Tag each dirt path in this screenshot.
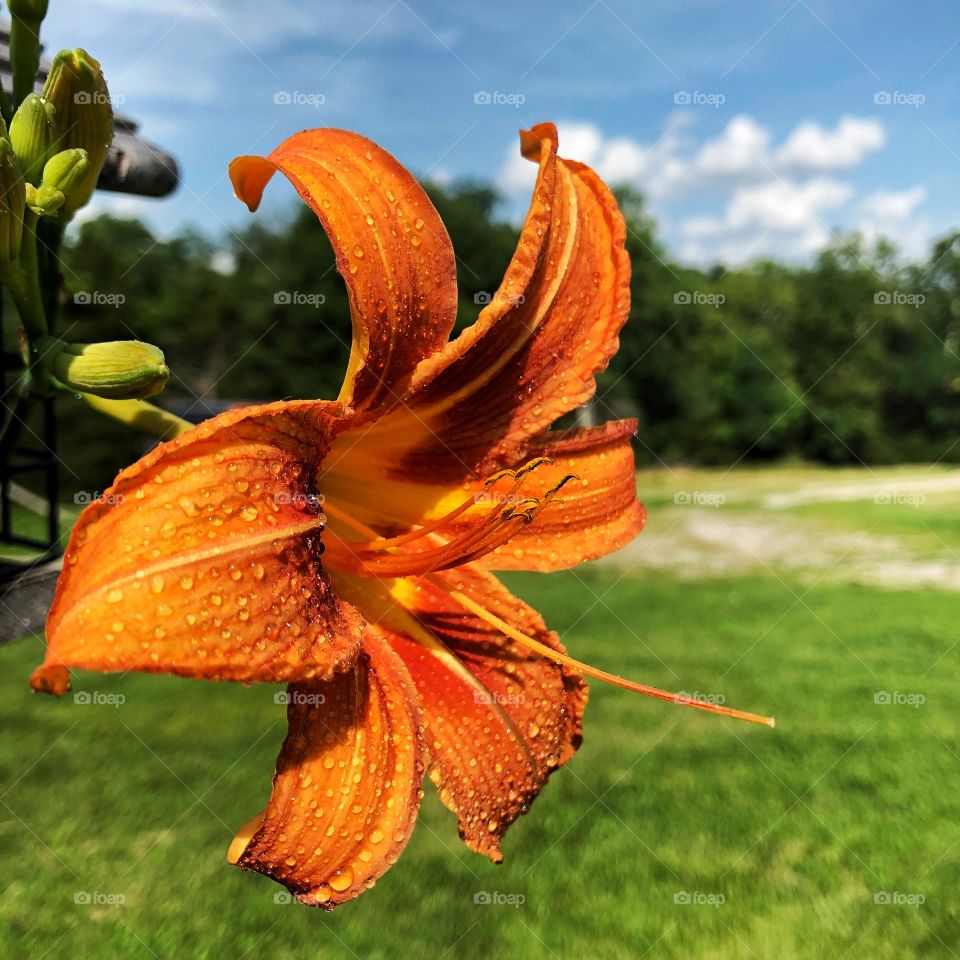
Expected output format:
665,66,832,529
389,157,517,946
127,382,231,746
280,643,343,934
608,470,960,590
762,473,960,508
610,509,960,589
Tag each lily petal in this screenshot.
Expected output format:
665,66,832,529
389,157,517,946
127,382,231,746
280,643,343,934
229,628,424,909
327,121,630,481
331,564,587,861
230,130,458,413
31,401,362,693
484,419,647,570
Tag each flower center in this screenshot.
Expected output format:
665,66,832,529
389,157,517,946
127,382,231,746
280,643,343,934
320,458,572,578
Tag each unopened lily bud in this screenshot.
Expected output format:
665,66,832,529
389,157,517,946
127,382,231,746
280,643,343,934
32,148,90,216
41,49,113,215
42,147,90,192
8,1,50,106
0,139,26,263
9,94,58,184
26,181,64,216
40,338,170,399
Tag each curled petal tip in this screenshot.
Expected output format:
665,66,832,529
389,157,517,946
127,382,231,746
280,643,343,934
30,663,70,696
227,812,264,865
519,122,557,161
228,154,276,212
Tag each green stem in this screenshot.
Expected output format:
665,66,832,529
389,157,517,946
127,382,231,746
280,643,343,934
2,262,43,335
36,217,65,331
81,394,194,441
9,16,43,108
0,377,29,447
8,211,45,333
0,82,12,127
1,209,49,392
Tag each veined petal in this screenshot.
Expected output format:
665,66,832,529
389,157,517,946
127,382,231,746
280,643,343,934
229,628,424,909
31,401,361,694
330,565,587,861
484,419,646,570
320,421,644,572
230,130,458,413
326,121,630,481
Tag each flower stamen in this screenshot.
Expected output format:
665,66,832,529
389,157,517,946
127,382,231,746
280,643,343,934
429,576,775,728
322,459,573,578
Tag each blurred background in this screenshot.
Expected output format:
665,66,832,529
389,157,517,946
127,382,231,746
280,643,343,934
2,2,959,958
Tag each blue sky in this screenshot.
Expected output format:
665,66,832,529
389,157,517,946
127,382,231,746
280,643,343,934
42,0,960,265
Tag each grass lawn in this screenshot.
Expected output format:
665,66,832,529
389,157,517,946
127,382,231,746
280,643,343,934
0,500,75,564
2,565,957,958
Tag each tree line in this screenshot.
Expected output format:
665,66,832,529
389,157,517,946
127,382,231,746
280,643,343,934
36,182,960,490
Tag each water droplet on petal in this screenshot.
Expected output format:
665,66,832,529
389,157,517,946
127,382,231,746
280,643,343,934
329,868,353,892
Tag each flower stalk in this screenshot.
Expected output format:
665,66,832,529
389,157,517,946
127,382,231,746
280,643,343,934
8,0,49,107
79,395,194,440
0,15,180,445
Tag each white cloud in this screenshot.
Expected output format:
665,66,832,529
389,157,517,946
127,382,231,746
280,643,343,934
854,186,930,257
495,114,929,265
858,185,926,221
692,115,771,180
496,114,886,203
426,168,454,187
776,116,885,172
680,179,853,264
210,249,237,275
496,117,691,199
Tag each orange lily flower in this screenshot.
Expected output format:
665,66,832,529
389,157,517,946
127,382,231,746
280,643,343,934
30,122,772,909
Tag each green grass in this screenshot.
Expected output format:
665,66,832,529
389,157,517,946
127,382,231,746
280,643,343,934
0,501,75,563
2,567,957,958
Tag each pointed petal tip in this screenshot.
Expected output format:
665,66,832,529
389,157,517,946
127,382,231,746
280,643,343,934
228,154,277,212
42,401,362,686
233,638,424,910
30,663,70,696
479,840,504,864
519,122,557,161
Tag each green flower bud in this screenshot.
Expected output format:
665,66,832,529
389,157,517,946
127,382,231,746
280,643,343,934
0,139,26,263
40,337,170,400
29,148,90,216
41,147,90,196
41,49,113,215
8,1,50,106
9,94,57,184
25,181,64,216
